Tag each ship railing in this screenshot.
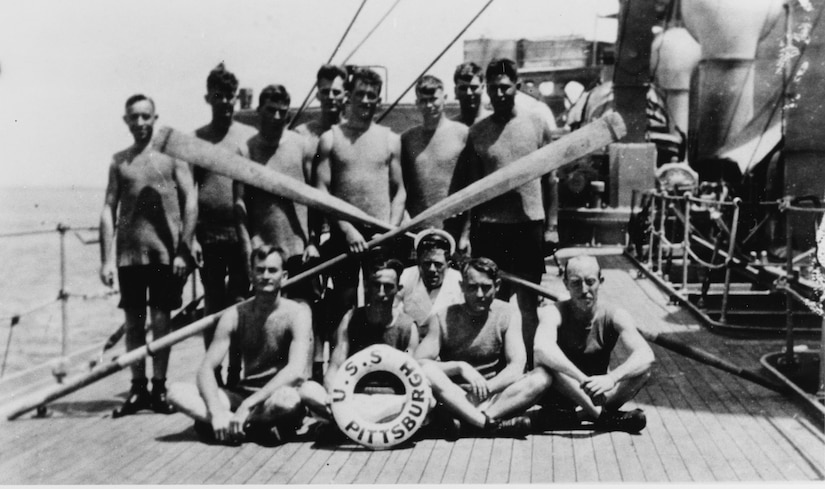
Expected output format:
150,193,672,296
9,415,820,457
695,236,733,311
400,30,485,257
630,190,825,399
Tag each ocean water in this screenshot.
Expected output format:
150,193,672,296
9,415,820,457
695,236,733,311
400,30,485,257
0,187,137,377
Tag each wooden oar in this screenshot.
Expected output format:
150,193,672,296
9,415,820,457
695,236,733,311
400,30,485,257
4,114,624,421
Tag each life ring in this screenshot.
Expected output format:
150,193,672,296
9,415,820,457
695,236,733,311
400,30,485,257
328,344,432,450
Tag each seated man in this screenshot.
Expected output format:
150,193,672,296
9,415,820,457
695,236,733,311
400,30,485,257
396,228,463,334
415,257,550,437
300,258,419,421
533,255,654,433
168,247,313,445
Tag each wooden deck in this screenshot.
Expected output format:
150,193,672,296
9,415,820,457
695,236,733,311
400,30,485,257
1,250,823,484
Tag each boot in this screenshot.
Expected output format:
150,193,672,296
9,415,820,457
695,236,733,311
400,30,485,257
112,378,151,418
149,378,176,414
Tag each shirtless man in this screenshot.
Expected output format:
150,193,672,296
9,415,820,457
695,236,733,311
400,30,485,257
315,67,406,330
235,84,320,307
299,258,418,421
415,257,550,437
533,256,653,433
100,94,197,417
194,63,257,385
452,62,490,126
396,228,463,333
401,75,468,234
168,247,313,444
453,58,554,366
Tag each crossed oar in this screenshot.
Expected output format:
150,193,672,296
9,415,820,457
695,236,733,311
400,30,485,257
3,113,625,420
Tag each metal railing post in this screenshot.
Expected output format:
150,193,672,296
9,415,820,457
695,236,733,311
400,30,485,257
657,194,667,274
682,192,691,293
58,224,69,358
719,198,741,324
784,209,795,365
647,194,656,270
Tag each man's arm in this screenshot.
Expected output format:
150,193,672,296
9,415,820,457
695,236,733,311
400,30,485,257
99,159,120,287
173,159,198,278
323,309,353,390
300,138,321,261
405,320,420,354
533,305,588,383
233,181,253,276
485,305,527,394
451,139,480,255
196,308,236,438
387,132,406,227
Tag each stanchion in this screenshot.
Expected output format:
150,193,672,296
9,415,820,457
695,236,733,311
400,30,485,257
719,199,741,324
784,208,796,365
682,192,691,293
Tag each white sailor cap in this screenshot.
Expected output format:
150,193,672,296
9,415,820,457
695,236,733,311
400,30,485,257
413,228,455,256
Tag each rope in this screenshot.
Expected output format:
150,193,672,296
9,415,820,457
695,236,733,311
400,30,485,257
0,225,99,239
376,0,496,123
289,0,370,129
0,298,59,325
341,0,403,65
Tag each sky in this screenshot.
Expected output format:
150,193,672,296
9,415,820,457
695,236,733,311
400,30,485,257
0,0,618,189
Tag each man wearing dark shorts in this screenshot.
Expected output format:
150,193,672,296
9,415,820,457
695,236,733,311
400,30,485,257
533,256,653,433
453,58,555,365
194,63,257,385
100,94,197,417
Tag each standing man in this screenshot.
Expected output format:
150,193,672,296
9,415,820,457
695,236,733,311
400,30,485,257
299,258,418,421
315,67,406,335
415,257,550,437
236,84,320,306
453,58,555,365
401,75,468,235
194,63,257,386
100,94,197,417
533,256,653,433
168,247,313,445
452,62,490,126
396,228,463,333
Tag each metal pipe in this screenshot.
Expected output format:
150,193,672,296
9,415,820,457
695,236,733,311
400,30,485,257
657,194,667,274
58,224,69,358
682,191,691,293
719,199,741,324
784,209,795,365
819,316,824,400
647,194,655,269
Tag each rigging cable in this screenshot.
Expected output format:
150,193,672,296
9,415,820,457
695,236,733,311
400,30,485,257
341,0,403,65
289,0,370,129
376,0,496,123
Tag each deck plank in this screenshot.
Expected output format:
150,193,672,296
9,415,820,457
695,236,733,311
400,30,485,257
509,435,533,483
572,432,599,482
486,437,513,483
440,437,474,483
397,438,436,483
224,440,301,484
419,438,454,483
464,436,493,484
330,448,372,484
189,441,260,484
351,448,392,484
531,433,554,482
591,431,623,481
634,385,690,481
307,448,353,484
608,431,646,482
551,433,577,482
373,443,415,484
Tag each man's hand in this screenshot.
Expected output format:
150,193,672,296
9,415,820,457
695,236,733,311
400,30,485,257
172,255,190,279
581,374,616,404
229,402,252,439
191,239,204,268
302,243,320,263
100,262,115,287
210,410,234,443
460,362,489,402
344,227,368,254
457,235,472,257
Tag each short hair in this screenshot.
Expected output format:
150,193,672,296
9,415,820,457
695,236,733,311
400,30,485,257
250,245,285,268
259,84,291,107
206,62,239,94
317,64,348,83
563,255,602,280
348,67,383,93
124,94,154,111
367,258,405,284
453,62,483,83
415,75,444,95
461,256,499,282
485,58,518,82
